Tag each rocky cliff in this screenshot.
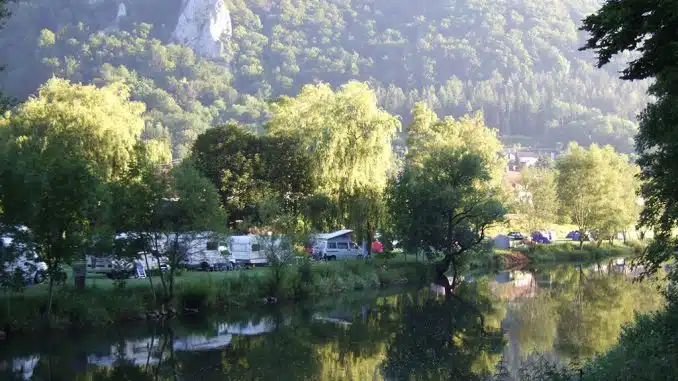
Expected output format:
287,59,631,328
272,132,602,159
172,0,232,59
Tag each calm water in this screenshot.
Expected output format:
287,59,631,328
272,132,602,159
0,260,664,381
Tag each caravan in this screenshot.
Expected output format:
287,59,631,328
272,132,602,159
228,235,289,266
179,233,234,271
229,235,268,265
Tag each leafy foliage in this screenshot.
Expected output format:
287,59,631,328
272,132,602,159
555,143,639,247
267,81,399,198
1,78,147,180
516,167,559,231
191,123,314,227
111,153,228,302
0,0,654,156
388,145,505,290
579,0,678,276
407,102,506,182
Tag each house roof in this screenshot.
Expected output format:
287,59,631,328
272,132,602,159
315,229,353,240
517,151,539,158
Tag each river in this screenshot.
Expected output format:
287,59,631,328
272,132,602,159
0,259,665,380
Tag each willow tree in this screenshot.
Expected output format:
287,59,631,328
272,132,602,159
517,167,559,231
267,81,399,242
406,102,506,183
2,77,146,181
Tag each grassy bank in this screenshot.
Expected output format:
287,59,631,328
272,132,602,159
0,258,431,334
519,241,644,264
465,240,645,271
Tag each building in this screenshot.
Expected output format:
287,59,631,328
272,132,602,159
503,147,561,171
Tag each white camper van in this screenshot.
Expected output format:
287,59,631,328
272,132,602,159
310,229,363,260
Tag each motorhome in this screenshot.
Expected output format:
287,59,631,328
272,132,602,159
310,229,363,260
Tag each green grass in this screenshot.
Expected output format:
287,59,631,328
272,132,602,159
518,241,642,264
0,257,431,333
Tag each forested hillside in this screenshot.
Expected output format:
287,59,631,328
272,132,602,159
0,0,649,158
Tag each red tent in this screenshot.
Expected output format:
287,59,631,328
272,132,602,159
371,241,383,253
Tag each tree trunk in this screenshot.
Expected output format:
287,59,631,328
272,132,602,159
46,276,55,322
144,254,157,306
365,224,373,257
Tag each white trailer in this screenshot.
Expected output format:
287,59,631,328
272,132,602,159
179,234,234,271
229,235,268,265
228,235,289,266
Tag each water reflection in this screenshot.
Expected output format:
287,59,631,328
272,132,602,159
0,260,665,381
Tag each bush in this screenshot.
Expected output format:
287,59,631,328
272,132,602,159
176,279,219,311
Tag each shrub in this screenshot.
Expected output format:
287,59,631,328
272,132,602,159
176,279,218,310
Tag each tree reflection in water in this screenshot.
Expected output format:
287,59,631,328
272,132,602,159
0,262,665,381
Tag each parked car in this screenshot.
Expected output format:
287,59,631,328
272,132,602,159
507,232,524,240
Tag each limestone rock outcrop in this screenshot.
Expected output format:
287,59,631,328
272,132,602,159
172,0,232,59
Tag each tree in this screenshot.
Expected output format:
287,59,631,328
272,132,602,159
0,78,147,317
593,149,641,244
191,124,315,227
0,138,109,318
580,0,678,274
267,82,399,233
555,143,638,248
406,102,506,183
111,155,227,304
517,167,559,231
267,82,399,197
387,146,505,294
555,143,610,248
344,187,385,257
1,78,146,181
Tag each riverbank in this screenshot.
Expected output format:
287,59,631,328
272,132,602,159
468,241,643,271
520,241,643,264
0,259,431,335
